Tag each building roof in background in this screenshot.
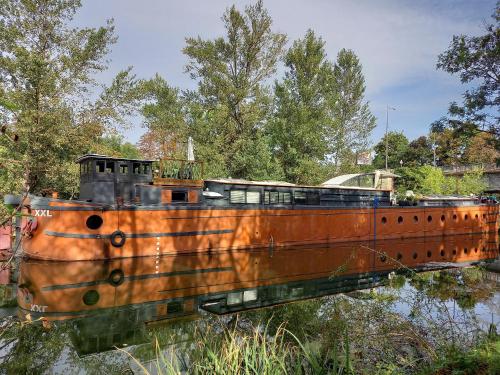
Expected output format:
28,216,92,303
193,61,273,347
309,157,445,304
321,170,399,187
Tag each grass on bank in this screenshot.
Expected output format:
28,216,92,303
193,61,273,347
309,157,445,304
126,323,354,375
133,333,500,375
419,339,500,375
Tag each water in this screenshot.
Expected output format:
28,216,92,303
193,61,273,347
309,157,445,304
0,234,499,374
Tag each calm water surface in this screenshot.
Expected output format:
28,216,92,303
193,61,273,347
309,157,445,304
0,234,499,374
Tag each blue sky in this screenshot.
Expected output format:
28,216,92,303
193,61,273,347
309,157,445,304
75,0,496,145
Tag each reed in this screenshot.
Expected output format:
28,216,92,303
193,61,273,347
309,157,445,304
131,321,353,374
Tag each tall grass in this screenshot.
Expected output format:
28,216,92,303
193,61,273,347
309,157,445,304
128,322,353,374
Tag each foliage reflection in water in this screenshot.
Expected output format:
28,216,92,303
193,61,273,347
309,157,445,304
0,234,499,374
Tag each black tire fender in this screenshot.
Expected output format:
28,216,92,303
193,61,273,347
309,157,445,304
110,230,126,247
108,269,125,286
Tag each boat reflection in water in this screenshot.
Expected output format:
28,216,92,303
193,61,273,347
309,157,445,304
17,234,499,355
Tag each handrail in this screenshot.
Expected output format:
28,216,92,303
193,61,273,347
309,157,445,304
441,163,499,173
154,158,204,180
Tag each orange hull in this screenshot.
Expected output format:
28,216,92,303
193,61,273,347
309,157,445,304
21,196,499,261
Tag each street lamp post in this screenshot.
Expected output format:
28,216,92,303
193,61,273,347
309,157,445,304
430,133,438,167
385,105,396,170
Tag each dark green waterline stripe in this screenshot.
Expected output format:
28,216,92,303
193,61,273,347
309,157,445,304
41,266,234,291
43,229,234,239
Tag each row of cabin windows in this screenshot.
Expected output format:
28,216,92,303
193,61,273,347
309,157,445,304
81,161,150,176
264,191,291,204
229,190,320,205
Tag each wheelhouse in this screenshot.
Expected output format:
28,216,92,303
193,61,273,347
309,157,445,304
77,154,154,204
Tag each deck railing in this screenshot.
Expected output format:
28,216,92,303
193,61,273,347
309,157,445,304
154,158,204,181
441,163,499,174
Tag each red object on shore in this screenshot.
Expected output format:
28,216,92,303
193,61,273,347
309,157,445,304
0,266,10,284
0,225,11,252
0,226,12,284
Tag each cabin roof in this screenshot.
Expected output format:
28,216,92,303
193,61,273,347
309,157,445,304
206,178,296,187
76,154,155,164
205,178,390,191
420,195,476,201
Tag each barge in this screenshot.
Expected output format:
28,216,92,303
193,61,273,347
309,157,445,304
8,154,500,261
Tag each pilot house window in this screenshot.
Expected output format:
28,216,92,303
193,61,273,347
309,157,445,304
96,161,105,173
95,160,114,173
133,163,141,174
106,162,115,173
120,164,129,174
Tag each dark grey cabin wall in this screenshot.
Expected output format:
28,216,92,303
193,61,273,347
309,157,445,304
202,181,390,208
79,158,153,204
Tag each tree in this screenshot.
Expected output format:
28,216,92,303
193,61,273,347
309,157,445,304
269,34,375,184
0,0,139,197
456,168,487,195
461,132,499,164
437,3,499,160
96,135,140,159
268,30,333,184
395,165,486,196
139,74,188,159
402,136,433,167
372,131,409,169
327,49,376,170
183,0,286,180
429,124,468,166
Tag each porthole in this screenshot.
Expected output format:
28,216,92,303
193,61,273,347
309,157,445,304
412,252,418,259
427,215,432,222
464,214,468,221
440,250,445,257
452,249,457,255
427,250,432,257
381,217,387,224
83,290,99,306
441,215,445,222
464,248,468,254
482,247,486,252
475,214,479,220
397,253,403,261
397,216,403,224
482,214,486,220
413,215,419,223
86,215,103,230
453,214,458,221
474,248,478,253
